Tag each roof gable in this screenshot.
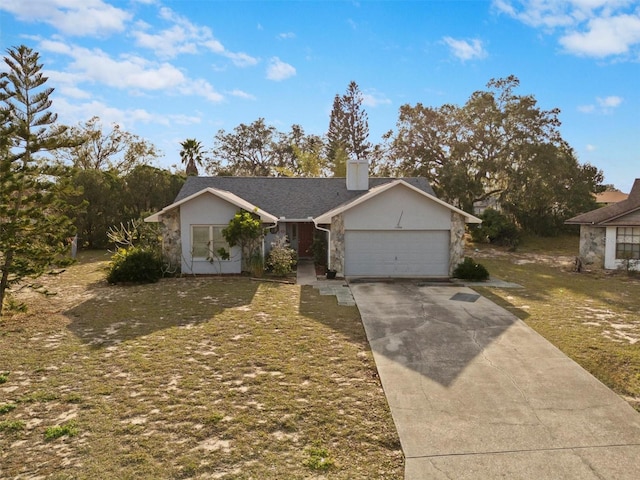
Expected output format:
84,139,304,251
145,187,278,223
314,180,481,224
566,179,640,226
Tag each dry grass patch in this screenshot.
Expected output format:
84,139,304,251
0,252,402,479
471,237,640,412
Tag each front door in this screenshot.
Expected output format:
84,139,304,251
297,222,315,258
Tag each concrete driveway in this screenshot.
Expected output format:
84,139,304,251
350,282,640,479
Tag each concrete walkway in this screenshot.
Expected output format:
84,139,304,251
296,260,355,306
350,282,640,479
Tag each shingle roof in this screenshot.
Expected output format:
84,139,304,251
566,178,640,226
174,176,435,219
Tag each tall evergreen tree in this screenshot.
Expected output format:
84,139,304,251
0,45,78,316
326,81,371,176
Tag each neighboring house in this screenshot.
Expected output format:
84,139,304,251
594,190,628,206
145,159,481,278
566,178,640,270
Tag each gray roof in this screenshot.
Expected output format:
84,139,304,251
566,178,640,226
175,176,436,219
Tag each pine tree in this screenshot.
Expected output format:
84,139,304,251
326,81,371,176
0,45,78,316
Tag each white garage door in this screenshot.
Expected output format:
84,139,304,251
344,230,450,277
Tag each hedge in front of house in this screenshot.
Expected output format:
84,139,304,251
107,247,164,284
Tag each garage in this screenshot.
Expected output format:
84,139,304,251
344,230,450,277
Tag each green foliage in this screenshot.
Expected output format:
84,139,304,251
0,420,25,433
326,81,370,175
309,235,328,266
222,211,263,272
0,403,16,414
0,45,79,317
453,257,490,281
248,253,264,277
180,138,205,176
303,445,335,471
471,208,520,247
0,372,8,384
384,75,602,232
267,235,297,276
44,421,78,440
106,247,164,284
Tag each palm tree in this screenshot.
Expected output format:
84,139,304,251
180,138,204,176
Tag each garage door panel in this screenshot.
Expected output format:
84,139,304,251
345,230,449,277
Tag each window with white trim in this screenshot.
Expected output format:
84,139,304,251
192,225,229,260
616,227,640,260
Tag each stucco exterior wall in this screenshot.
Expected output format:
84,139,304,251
449,212,466,275
329,214,345,275
179,193,242,275
579,225,606,268
342,186,451,231
160,208,181,270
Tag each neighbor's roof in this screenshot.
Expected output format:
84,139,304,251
566,178,640,226
594,190,628,204
170,176,436,220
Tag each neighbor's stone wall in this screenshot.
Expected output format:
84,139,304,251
160,208,181,270
330,214,345,275
449,212,466,276
579,225,605,268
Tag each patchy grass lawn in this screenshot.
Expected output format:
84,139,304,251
0,252,402,479
470,235,640,412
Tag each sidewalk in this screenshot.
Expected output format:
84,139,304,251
296,260,355,306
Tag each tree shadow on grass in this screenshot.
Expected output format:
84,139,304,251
347,282,526,388
65,277,259,349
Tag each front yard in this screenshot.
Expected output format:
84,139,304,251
470,236,640,413
0,252,402,479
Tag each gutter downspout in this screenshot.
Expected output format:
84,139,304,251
262,222,279,260
310,217,331,271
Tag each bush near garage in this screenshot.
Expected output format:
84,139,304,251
453,257,490,281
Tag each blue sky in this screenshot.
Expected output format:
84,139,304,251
1,0,639,192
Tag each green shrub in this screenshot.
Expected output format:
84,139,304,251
267,235,297,276
471,208,520,248
107,247,164,284
309,235,327,266
453,257,490,281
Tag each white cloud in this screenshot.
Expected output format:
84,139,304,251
228,89,256,100
266,57,296,81
443,37,488,61
586,144,597,151
52,97,201,132
132,6,258,66
560,14,640,56
278,32,296,39
38,39,224,102
494,1,640,59
578,95,623,114
597,95,623,108
362,90,392,108
180,78,224,103
0,0,131,37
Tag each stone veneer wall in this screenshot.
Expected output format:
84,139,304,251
579,225,605,268
160,208,182,269
449,212,466,276
330,214,345,274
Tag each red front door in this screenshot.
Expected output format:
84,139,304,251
297,222,315,258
